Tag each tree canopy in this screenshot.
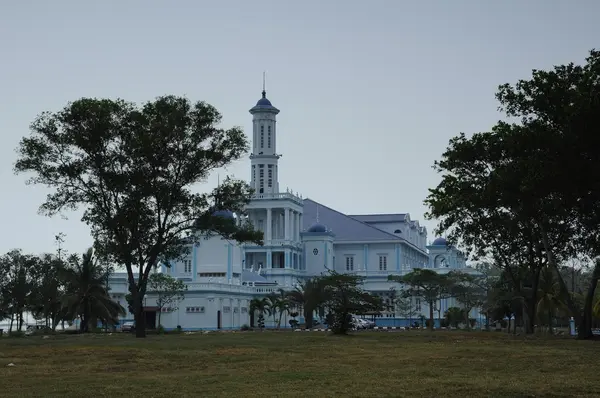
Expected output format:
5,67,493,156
14,96,263,337
424,49,600,338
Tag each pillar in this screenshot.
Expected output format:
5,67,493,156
266,208,272,242
284,208,290,241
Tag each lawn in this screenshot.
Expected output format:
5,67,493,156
1,330,599,397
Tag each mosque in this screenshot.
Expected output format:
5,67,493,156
107,87,480,330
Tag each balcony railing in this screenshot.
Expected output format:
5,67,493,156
250,192,303,204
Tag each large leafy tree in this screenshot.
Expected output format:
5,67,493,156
61,248,125,333
147,273,187,328
0,250,37,332
14,96,263,337
494,50,600,339
424,125,572,334
319,272,382,335
389,269,452,331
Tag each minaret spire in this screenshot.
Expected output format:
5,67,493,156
262,71,266,98
316,205,320,223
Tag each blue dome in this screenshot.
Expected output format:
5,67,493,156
212,210,234,219
432,237,448,246
256,97,272,106
307,223,327,233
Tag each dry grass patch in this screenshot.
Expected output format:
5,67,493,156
0,331,599,397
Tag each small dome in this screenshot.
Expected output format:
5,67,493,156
307,223,327,233
256,97,272,106
212,210,234,219
432,237,448,246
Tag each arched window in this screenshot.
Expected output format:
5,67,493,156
394,229,401,234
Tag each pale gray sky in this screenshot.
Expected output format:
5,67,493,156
1,0,598,256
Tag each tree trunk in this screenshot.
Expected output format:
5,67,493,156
134,292,147,338
157,307,162,328
428,300,434,331
250,311,255,328
278,312,284,329
547,310,553,335
578,268,599,339
9,314,14,332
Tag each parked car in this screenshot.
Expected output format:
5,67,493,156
121,321,135,332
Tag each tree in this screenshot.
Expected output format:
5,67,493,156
147,273,187,328
249,297,268,330
29,254,66,330
395,296,416,326
287,278,328,329
319,272,382,335
0,250,37,332
14,96,263,337
445,307,465,328
493,49,600,339
389,269,451,331
272,288,290,329
448,271,487,329
61,248,125,332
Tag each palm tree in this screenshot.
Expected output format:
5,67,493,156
61,248,124,333
273,288,290,329
249,297,268,329
287,278,328,329
265,293,279,328
536,266,567,334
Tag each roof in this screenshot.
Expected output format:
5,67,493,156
249,90,279,114
349,214,407,223
302,199,401,242
242,270,268,283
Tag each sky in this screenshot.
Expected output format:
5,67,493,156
0,0,598,257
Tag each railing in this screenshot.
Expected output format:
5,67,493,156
250,192,303,204
184,282,277,294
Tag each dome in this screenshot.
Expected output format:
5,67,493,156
432,237,448,246
307,223,327,233
256,97,272,106
212,210,234,219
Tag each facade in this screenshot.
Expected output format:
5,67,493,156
108,88,482,330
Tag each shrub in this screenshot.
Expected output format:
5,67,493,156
240,324,251,331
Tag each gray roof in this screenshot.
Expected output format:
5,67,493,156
349,214,407,223
242,270,268,283
302,199,401,242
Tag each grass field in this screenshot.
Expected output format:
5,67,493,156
1,330,599,397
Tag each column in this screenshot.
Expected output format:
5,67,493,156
299,213,303,235
295,212,300,240
266,208,272,242
284,208,290,241
290,211,295,242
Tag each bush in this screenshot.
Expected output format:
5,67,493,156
157,325,165,335
240,324,251,331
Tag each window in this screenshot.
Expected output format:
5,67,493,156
198,272,226,277
415,298,421,311
258,220,264,231
261,125,264,133
345,256,354,271
268,126,271,133
379,255,387,271
268,132,271,148
268,166,273,188
223,306,231,313
186,306,205,313
241,307,248,313
259,165,264,193
260,131,264,148
252,165,256,183
184,260,192,273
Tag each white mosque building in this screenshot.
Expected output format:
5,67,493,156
107,88,479,331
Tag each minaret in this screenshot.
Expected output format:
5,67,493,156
249,74,280,195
